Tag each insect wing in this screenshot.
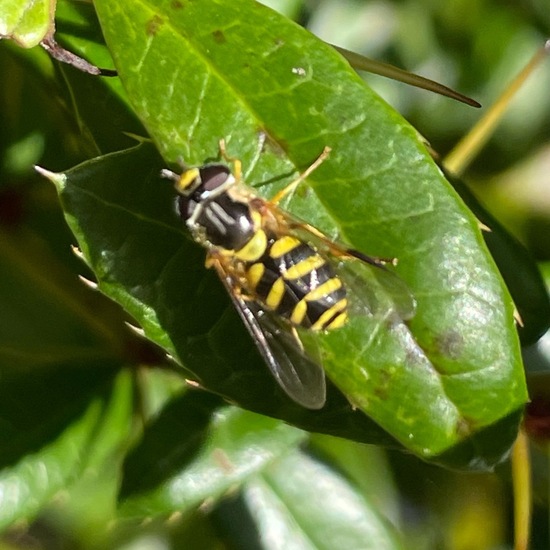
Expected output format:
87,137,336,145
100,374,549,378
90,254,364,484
270,205,416,322
217,269,326,410
338,258,416,322
371,264,416,321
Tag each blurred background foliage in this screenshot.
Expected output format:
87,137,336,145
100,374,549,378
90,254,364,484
1,0,550,548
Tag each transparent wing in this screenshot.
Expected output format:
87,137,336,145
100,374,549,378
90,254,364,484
267,204,416,322
338,258,416,322
213,261,326,410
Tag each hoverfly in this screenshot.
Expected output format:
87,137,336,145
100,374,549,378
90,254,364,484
162,142,415,409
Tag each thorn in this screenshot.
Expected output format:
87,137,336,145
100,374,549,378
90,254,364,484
78,275,98,290
478,221,492,232
71,245,84,260
124,322,146,337
41,34,117,76
34,165,55,178
212,449,234,473
166,512,183,525
199,497,215,512
160,168,178,181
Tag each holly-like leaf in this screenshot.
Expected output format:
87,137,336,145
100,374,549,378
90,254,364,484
240,450,403,550
119,398,308,517
45,0,527,464
447,171,550,346
0,0,55,48
0,369,133,530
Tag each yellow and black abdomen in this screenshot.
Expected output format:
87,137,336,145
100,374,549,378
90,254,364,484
244,234,348,331
170,158,348,333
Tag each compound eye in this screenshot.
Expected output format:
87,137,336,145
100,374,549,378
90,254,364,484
200,165,231,192
176,195,197,221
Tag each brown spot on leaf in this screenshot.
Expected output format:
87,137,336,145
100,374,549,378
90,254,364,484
146,15,165,36
212,29,226,44
435,330,464,359
372,369,393,401
455,417,473,438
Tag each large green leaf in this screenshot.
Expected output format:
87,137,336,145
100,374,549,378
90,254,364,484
48,0,526,462
240,450,403,550
0,0,55,48
119,398,308,517
40,144,400,450
0,369,133,530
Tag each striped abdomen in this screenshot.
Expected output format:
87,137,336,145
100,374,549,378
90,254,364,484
244,235,348,331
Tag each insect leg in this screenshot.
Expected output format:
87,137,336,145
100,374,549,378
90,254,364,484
267,210,397,268
219,139,243,184
270,146,332,205
290,325,305,353
301,222,397,267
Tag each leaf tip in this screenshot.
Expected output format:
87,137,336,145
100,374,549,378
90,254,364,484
35,165,66,190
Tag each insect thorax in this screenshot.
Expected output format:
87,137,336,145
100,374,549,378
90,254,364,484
175,162,259,252
184,192,257,251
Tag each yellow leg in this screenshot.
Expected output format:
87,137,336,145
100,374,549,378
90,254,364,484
270,146,332,205
219,139,243,183
290,325,305,352
284,217,395,267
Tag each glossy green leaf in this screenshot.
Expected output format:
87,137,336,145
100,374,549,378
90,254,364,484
119,401,307,517
0,211,135,527
447,171,550,345
52,0,527,462
0,0,55,48
0,369,133,530
119,391,225,500
311,435,400,523
39,144,400,452
242,450,403,550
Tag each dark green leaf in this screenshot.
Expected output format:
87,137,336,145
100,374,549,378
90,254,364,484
447,171,550,345
119,401,307,517
120,391,224,499
52,0,527,463
310,435,400,521
242,450,403,549
54,1,145,155
0,369,133,530
38,144,403,453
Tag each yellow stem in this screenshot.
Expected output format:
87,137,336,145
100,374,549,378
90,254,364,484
444,40,550,176
512,429,531,550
